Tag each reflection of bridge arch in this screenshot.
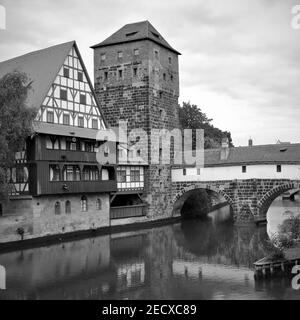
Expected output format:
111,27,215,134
258,182,300,219
172,184,235,217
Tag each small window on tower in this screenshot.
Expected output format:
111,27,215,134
134,48,139,56
277,165,282,173
63,68,69,78
80,94,86,105
242,166,247,173
118,51,123,59
163,73,166,81
77,71,83,82
154,50,159,59
101,53,106,61
183,168,187,176
60,89,68,101
171,75,174,81
104,71,108,80
118,69,123,79
133,67,138,77
168,57,172,64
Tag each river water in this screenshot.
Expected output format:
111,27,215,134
0,197,300,300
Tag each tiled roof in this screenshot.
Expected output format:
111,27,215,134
33,121,125,142
91,20,180,55
204,143,300,167
0,41,75,111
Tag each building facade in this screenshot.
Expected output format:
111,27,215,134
0,41,117,243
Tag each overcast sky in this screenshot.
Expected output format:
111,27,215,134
0,0,299,146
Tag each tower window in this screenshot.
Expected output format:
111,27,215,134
63,114,70,125
197,168,201,175
77,71,83,82
163,73,166,81
118,51,123,59
242,166,247,173
168,57,172,64
104,71,108,80
101,53,106,61
47,111,54,123
171,75,174,81
118,69,123,79
134,48,139,56
277,165,282,172
63,67,69,78
183,168,187,176
133,67,138,77
154,50,159,59
80,94,86,105
60,89,68,101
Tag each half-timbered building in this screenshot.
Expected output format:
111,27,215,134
0,41,117,243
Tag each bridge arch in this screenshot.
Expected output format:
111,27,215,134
258,182,300,220
172,183,235,218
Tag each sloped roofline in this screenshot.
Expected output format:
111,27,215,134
90,20,181,55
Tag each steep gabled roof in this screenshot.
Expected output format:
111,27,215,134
91,20,181,55
0,41,75,111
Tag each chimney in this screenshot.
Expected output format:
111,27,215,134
248,138,253,147
220,137,229,160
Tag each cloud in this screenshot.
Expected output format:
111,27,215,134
0,0,299,145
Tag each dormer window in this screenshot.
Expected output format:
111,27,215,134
151,31,160,38
126,31,138,37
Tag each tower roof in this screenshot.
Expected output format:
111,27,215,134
91,20,181,55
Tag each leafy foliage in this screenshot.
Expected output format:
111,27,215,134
178,101,233,149
0,71,35,199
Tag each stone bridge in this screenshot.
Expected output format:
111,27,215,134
171,179,300,225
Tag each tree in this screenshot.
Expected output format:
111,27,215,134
0,71,35,199
178,101,233,149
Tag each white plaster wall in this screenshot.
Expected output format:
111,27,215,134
172,164,300,182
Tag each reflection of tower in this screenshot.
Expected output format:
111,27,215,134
92,21,181,219
144,225,176,299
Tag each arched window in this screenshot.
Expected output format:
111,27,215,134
81,196,88,212
55,202,61,215
65,200,71,214
96,198,102,210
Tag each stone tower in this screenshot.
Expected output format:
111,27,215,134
91,21,181,219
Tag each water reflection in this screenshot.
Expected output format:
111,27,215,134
0,203,299,300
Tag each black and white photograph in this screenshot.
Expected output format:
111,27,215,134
0,0,300,307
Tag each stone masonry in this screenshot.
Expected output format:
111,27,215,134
172,179,300,224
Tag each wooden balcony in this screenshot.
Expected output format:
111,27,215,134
37,180,117,196
110,204,147,219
